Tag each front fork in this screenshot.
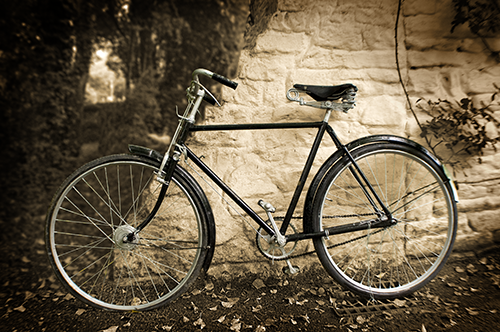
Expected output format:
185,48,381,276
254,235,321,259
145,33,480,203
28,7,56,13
125,81,204,242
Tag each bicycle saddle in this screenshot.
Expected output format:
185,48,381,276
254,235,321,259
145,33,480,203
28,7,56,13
293,83,358,101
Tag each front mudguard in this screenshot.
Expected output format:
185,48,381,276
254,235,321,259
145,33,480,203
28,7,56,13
128,145,216,275
302,135,457,233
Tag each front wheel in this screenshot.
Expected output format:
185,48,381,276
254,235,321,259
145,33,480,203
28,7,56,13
312,142,457,299
46,154,211,311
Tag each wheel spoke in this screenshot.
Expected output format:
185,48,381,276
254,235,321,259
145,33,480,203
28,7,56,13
46,156,207,310
315,143,456,299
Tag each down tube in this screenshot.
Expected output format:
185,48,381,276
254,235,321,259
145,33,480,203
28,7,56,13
184,147,275,236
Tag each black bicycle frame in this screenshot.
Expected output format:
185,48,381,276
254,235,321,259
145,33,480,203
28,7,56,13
185,120,392,240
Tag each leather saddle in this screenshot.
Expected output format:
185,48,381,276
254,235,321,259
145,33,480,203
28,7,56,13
293,83,358,101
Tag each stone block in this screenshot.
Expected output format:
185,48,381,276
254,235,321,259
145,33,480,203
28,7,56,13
362,26,395,50
404,12,455,40
231,79,264,106
467,209,500,232
468,69,500,95
239,55,288,82
315,23,364,51
458,196,500,213
453,232,494,252
278,0,312,12
403,0,437,16
300,48,396,70
407,50,489,69
407,68,442,95
359,95,407,127
269,9,321,33
254,30,308,54
355,7,396,27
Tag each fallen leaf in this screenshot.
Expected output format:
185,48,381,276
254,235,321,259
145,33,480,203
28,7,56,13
252,305,262,312
466,307,480,316
102,326,118,332
192,289,202,296
455,266,465,273
63,293,74,301
466,264,478,274
291,318,297,325
270,289,277,294
422,324,427,332
356,316,367,324
25,291,36,301
205,281,214,291
479,257,488,265
209,305,218,311
21,256,31,264
230,318,241,331
221,297,239,308
123,322,131,327
393,299,406,307
217,315,226,323
296,299,308,305
38,279,46,289
75,309,86,316
253,279,266,290
14,305,26,312
255,325,266,332
183,316,190,323
194,317,206,329
161,326,173,331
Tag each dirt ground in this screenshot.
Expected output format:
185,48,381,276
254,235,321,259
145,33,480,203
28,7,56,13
1,212,500,332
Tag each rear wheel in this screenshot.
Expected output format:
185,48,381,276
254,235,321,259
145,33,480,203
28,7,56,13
46,154,210,311
312,142,457,299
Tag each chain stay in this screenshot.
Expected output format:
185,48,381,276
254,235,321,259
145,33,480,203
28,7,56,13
257,213,380,261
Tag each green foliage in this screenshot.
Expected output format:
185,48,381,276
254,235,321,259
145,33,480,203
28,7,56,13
417,87,500,168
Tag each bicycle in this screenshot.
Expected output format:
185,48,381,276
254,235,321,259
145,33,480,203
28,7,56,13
45,68,458,311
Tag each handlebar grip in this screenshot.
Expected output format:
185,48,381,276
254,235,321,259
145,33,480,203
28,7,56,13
212,73,238,90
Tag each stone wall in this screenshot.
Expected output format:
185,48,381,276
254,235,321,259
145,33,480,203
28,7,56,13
186,0,500,274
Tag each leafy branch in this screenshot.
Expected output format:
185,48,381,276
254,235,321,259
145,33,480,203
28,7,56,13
451,0,500,62
416,86,500,169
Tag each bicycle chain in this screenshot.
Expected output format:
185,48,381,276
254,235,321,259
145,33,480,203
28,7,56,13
258,214,382,262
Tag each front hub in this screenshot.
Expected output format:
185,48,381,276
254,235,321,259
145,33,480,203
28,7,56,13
113,225,139,250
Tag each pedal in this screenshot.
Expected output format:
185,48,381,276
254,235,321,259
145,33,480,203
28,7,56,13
258,200,275,213
283,259,300,275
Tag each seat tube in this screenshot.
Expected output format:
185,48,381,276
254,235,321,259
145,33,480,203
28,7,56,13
279,121,328,234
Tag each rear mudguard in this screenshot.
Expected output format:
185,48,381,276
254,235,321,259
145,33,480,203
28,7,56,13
302,135,457,233
128,145,216,275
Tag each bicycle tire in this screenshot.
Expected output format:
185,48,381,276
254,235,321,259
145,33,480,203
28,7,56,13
312,142,457,299
46,154,211,311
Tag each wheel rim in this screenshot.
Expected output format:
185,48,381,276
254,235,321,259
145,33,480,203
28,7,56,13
319,148,456,297
48,159,204,310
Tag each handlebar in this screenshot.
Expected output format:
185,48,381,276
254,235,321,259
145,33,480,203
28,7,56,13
192,68,238,90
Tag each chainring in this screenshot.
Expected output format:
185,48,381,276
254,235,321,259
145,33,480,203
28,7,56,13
256,223,298,261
